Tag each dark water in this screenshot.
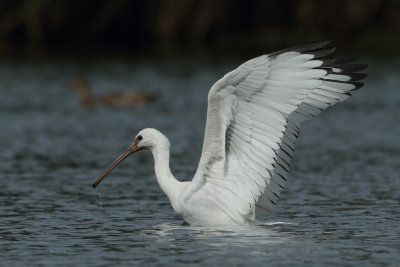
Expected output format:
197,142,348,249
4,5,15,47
0,56,399,266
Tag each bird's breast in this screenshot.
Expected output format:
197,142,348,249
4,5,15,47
180,197,239,226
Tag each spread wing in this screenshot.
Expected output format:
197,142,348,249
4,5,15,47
183,42,367,224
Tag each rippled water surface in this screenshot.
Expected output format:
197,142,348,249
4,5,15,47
0,56,399,266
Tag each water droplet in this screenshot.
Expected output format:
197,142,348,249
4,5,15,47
97,191,103,209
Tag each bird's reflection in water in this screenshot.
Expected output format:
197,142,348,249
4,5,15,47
140,221,299,248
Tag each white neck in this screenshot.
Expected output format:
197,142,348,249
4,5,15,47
151,145,186,213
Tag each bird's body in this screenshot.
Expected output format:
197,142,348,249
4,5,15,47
92,42,367,226
72,78,159,107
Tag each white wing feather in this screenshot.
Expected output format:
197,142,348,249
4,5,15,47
182,42,367,224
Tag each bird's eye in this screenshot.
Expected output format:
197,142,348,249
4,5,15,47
137,135,143,141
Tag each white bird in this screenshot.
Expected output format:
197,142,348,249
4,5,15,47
92,42,367,226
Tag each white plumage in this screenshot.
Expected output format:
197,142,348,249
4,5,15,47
92,42,367,226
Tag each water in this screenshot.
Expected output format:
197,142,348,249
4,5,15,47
0,56,399,266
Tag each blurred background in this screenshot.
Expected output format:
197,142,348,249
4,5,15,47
1,1,399,266
0,0,399,57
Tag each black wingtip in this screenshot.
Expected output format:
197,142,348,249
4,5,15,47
269,41,331,58
311,47,336,59
351,81,365,91
292,41,331,53
349,72,368,81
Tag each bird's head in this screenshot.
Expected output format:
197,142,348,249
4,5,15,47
134,128,170,151
91,128,168,188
